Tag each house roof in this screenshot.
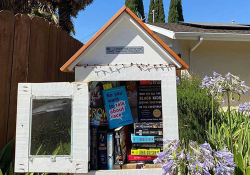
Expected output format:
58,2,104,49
60,6,189,72
147,22,250,34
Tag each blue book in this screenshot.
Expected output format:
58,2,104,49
107,132,114,170
102,86,134,129
131,134,163,143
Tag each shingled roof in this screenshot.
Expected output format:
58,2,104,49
147,22,250,34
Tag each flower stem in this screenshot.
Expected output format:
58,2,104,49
227,91,233,150
212,96,214,139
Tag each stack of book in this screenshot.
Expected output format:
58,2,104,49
129,122,163,163
89,81,164,170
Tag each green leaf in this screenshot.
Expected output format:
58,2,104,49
207,139,216,150
52,145,61,156
35,145,43,155
246,167,250,175
0,139,14,160
238,131,244,154
235,167,244,175
0,139,14,173
8,162,13,175
237,153,245,173
0,169,3,175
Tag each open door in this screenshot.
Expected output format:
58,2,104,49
15,82,89,174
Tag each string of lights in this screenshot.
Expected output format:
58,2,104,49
76,63,175,68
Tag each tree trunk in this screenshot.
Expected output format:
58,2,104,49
59,0,72,34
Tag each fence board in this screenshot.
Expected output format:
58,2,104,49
58,30,68,82
0,11,83,149
66,37,75,82
47,23,58,82
28,17,50,82
7,14,31,142
0,11,15,148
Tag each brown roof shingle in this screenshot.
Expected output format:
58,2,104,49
147,23,250,34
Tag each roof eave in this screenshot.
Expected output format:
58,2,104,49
146,24,250,42
175,32,250,41
61,6,189,72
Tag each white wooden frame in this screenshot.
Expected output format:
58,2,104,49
15,82,89,174
75,65,179,175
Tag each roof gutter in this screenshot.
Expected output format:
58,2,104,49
146,24,250,42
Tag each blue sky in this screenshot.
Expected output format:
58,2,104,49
73,0,250,43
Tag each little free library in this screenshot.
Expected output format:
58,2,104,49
14,6,188,175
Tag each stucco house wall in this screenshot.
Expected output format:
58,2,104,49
185,40,250,106
156,31,250,106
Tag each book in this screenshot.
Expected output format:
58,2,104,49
114,163,161,169
134,122,163,129
127,150,157,163
135,129,163,136
107,132,114,170
114,126,127,165
137,85,162,122
124,81,138,123
132,143,163,148
102,86,134,129
89,81,108,126
128,160,155,164
131,148,161,156
131,134,163,143
90,126,98,170
98,131,107,170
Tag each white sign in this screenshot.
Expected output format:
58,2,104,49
106,46,144,54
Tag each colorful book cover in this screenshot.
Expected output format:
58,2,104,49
89,82,107,126
134,122,163,129
137,84,162,122
124,81,138,123
107,132,114,170
98,131,107,170
114,163,161,169
89,81,118,126
135,129,163,136
114,126,127,165
127,149,157,162
131,148,161,156
132,143,163,148
102,86,134,129
131,134,163,143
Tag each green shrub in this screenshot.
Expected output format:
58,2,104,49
177,74,220,144
0,139,14,175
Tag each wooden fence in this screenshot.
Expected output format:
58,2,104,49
0,11,83,149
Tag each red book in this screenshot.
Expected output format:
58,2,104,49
140,81,151,85
127,149,157,161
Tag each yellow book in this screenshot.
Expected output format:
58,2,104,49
103,84,112,90
131,148,160,156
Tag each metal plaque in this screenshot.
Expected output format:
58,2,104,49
106,46,144,54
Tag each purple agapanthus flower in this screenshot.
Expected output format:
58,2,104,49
226,72,231,80
188,141,214,175
213,148,235,175
154,140,184,175
200,72,250,102
176,76,180,85
155,140,235,175
213,71,222,78
239,102,250,116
